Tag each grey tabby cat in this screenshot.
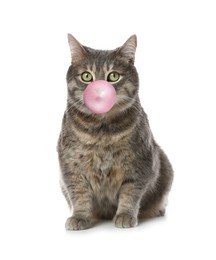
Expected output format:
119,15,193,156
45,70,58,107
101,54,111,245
58,34,173,230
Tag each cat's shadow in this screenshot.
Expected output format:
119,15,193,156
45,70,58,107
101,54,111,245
64,216,166,234
92,215,166,230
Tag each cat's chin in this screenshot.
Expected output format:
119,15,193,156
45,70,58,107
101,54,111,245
80,105,132,120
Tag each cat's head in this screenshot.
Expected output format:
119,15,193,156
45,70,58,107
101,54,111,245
66,34,139,116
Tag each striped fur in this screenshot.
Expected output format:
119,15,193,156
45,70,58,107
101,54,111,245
58,34,173,230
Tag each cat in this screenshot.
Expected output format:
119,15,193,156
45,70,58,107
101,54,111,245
57,34,173,230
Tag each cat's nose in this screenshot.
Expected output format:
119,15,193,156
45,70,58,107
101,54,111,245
83,80,116,114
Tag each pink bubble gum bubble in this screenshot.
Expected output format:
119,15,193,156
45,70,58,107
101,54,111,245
83,80,116,114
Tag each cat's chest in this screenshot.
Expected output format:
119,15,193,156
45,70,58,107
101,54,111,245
79,143,127,196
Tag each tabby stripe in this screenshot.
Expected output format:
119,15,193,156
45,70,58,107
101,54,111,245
121,178,135,186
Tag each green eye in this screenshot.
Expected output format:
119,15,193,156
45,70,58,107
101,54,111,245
81,72,93,82
107,72,120,82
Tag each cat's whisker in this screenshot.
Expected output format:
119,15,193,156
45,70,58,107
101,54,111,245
116,95,141,113
66,95,141,115
66,97,83,113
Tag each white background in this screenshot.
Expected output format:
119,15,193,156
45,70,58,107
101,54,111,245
0,0,215,259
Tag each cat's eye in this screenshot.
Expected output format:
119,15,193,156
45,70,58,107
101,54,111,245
81,72,93,82
107,72,120,82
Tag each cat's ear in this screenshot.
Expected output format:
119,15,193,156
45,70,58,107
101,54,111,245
118,35,137,64
68,34,87,63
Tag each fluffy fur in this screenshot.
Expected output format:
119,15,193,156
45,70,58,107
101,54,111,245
58,34,173,230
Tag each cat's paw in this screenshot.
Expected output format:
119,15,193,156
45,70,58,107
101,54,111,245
114,213,138,228
65,216,92,230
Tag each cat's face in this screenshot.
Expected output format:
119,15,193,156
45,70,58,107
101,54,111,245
66,34,139,116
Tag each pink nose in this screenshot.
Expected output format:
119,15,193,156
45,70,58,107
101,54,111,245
83,80,116,114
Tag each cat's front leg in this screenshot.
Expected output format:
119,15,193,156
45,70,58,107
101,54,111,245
63,174,94,230
65,200,93,230
65,215,92,231
114,181,143,228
